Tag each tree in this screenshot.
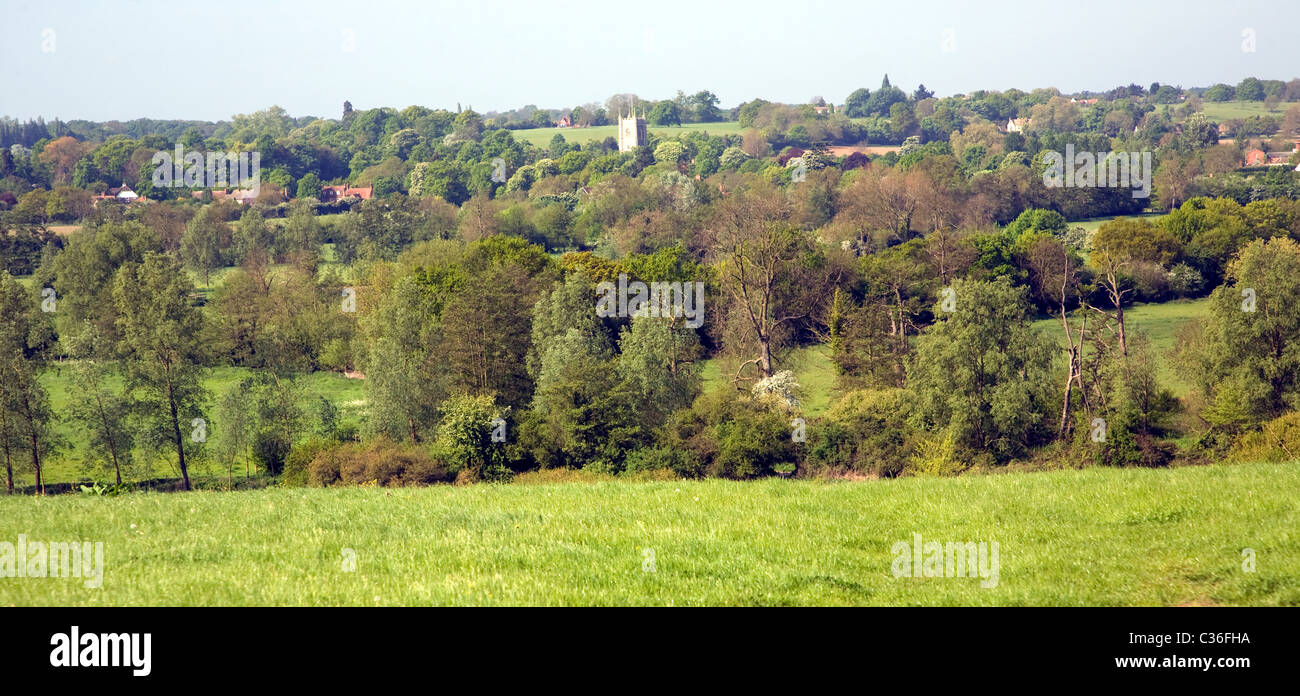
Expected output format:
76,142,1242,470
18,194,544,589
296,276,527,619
1021,236,1088,437
1187,238,1300,425
113,252,209,490
53,221,163,345
653,141,686,166
282,201,322,256
1202,84,1235,102
617,312,702,427
296,172,322,200
213,383,253,483
907,278,1056,462
527,292,630,469
690,90,724,122
234,206,274,267
361,275,452,443
843,88,871,118
38,136,92,185
244,371,306,475
63,327,133,485
0,272,57,494
180,207,227,287
648,101,683,127
441,263,540,409
711,184,842,381
889,102,919,140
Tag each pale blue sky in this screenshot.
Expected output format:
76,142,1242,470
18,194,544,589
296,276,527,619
2,0,1297,122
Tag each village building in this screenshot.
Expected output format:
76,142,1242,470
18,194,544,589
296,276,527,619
92,184,145,206
617,112,648,152
319,184,374,202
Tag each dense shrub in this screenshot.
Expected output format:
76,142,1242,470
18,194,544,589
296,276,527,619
659,391,799,478
307,439,452,487
811,389,917,477
282,437,333,487
622,447,701,478
1091,410,1177,468
1229,411,1300,462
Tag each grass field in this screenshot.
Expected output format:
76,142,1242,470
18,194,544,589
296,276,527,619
1070,212,1166,233
508,121,745,148
1031,297,1211,397
33,366,366,487
1,461,1294,606
697,295,1208,421
1197,100,1297,123
701,345,840,418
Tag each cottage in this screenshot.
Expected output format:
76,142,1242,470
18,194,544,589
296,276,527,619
319,185,373,202
92,184,143,207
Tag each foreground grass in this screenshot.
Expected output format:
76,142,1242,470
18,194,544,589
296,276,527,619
1,462,1295,606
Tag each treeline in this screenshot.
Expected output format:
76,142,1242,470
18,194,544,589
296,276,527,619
0,76,1294,228
5,179,1300,493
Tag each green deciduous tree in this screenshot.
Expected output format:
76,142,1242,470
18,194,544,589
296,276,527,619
0,272,57,494
906,278,1057,462
113,252,209,490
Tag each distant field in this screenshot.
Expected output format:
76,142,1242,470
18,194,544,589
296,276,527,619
31,365,366,487
508,121,744,148
1070,212,1166,232
700,295,1207,421
1031,297,1211,397
701,344,839,419
2,461,1295,606
1198,100,1297,123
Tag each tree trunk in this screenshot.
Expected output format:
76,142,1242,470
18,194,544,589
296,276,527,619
166,380,191,491
17,390,42,496
1,409,12,495
758,337,773,378
96,392,123,485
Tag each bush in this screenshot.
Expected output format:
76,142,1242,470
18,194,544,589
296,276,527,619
1229,411,1300,462
818,389,916,477
906,431,967,477
307,439,452,487
1092,411,1177,468
806,422,854,471
252,431,291,476
435,394,512,482
623,447,701,478
283,437,333,487
713,407,797,477
658,391,798,479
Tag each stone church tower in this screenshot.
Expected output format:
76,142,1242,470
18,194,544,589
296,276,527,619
618,112,648,152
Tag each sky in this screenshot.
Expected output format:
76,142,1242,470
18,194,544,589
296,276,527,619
2,0,1298,123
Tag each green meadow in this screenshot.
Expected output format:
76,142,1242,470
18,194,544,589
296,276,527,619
1197,100,1297,123
508,121,745,148
1,461,1294,606
32,366,366,487
1030,297,1211,398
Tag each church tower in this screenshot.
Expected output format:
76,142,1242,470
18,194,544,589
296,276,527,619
618,111,648,152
